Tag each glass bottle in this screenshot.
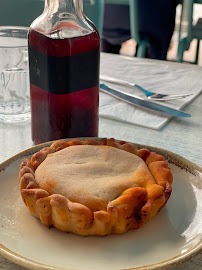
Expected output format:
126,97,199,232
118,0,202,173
28,0,100,144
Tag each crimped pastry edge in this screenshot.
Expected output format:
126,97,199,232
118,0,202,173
19,138,173,236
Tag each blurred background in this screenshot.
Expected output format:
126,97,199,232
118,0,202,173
120,3,202,65
1,0,201,65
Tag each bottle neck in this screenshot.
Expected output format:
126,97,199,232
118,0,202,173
47,0,83,15
30,0,97,38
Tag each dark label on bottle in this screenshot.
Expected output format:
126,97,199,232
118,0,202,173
28,47,100,94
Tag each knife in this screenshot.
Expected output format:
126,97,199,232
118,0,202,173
100,84,191,118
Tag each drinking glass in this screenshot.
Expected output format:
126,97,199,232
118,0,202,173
0,26,30,123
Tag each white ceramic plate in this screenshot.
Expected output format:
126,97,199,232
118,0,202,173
0,139,202,270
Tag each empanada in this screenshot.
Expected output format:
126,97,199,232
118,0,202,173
19,138,173,236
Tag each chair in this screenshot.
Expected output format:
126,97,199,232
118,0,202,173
83,0,104,35
0,0,104,35
0,0,44,27
104,0,149,58
177,0,202,64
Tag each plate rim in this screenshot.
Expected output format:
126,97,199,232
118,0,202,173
0,137,202,270
0,241,202,270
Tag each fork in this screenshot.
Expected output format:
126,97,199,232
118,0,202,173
100,75,193,101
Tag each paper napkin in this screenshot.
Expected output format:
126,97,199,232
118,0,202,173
99,53,202,130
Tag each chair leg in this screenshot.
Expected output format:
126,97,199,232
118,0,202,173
136,40,148,58
194,39,200,65
177,39,187,63
177,49,184,63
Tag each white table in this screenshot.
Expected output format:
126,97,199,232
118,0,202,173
0,53,201,270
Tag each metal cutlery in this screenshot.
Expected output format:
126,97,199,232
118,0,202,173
100,83,191,118
100,75,193,101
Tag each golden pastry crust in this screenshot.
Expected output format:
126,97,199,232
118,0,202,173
19,138,173,236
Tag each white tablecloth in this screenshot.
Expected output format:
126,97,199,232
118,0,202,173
0,53,202,270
